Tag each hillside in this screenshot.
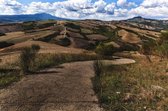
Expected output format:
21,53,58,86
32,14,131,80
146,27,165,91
123,16,168,31
0,17,168,111
0,18,162,53
0,13,65,23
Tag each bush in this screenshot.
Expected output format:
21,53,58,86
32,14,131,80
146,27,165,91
95,43,117,56
65,23,81,30
19,44,40,74
161,30,168,41
0,32,5,36
155,31,168,58
94,60,103,77
0,42,14,48
156,42,168,58
22,21,36,31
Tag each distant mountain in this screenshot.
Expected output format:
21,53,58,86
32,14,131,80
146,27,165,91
0,13,65,23
124,16,168,31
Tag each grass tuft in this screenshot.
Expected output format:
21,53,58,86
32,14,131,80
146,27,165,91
93,59,168,111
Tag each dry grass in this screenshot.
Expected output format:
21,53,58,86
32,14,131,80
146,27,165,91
93,57,168,111
86,34,108,41
117,25,160,38
2,40,86,54
0,31,25,42
0,30,56,44
118,29,141,44
67,31,84,39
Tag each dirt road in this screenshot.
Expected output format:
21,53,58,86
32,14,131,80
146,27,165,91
0,61,103,111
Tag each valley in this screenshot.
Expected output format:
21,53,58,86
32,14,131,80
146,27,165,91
0,17,168,111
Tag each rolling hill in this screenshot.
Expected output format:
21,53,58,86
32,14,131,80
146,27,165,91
123,16,168,31
0,13,65,23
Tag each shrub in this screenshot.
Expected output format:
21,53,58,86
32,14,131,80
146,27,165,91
0,32,5,36
0,42,14,48
155,31,168,58
95,43,117,56
22,21,36,31
65,23,81,30
156,42,168,58
94,60,103,77
19,44,40,74
161,30,168,41
95,26,115,38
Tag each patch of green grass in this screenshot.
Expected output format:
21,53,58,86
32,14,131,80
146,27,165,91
94,26,115,39
33,53,114,71
65,22,81,30
155,42,168,58
37,31,59,42
81,28,93,34
161,30,168,41
22,21,37,31
93,60,168,111
19,45,40,74
95,43,118,56
0,69,20,88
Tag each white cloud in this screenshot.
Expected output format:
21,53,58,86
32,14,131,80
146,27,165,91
22,0,117,20
0,0,168,20
105,3,115,14
141,0,168,7
117,0,126,7
117,0,136,8
0,0,23,15
129,0,168,19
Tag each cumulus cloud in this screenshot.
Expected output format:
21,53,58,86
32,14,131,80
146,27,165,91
117,0,136,8
130,0,168,19
22,0,117,20
0,0,168,20
0,0,23,15
141,0,168,7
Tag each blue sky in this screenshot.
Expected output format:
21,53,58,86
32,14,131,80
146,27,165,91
18,0,142,4
0,0,168,20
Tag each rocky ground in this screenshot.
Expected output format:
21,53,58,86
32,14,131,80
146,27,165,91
0,61,103,111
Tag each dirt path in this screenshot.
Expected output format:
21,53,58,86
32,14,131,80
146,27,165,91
0,61,103,111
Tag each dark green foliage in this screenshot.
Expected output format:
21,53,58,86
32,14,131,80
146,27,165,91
37,32,59,42
19,44,40,74
22,21,36,31
156,42,168,58
93,60,103,77
95,26,115,38
0,32,5,36
0,42,14,48
0,69,20,88
121,43,140,51
161,31,168,41
37,22,55,29
65,23,81,30
31,44,40,51
95,43,118,56
155,31,168,58
55,37,71,46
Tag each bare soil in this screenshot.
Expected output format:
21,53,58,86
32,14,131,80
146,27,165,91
0,61,103,111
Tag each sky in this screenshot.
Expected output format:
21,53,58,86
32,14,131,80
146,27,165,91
0,0,168,21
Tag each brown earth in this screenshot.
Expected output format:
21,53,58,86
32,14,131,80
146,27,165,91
0,57,136,111
1,41,86,54
86,34,107,41
0,61,103,111
118,29,141,44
